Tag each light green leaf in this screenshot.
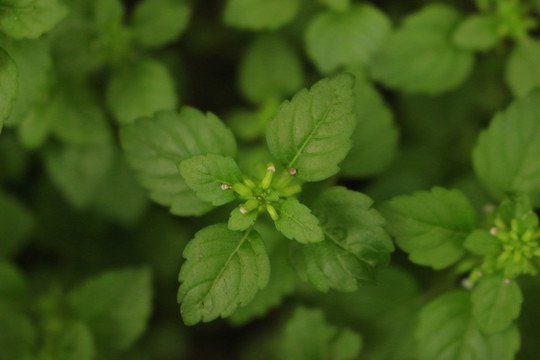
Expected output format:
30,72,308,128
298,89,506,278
132,0,191,48
275,198,324,244
472,275,522,334
107,58,178,124
68,267,152,351
505,40,540,98
179,154,242,206
230,235,295,324
305,4,391,74
291,187,394,292
178,224,270,325
239,34,304,104
417,291,520,360
282,307,362,360
453,15,498,52
464,229,502,256
0,191,33,258
0,0,67,39
266,74,355,181
43,142,115,209
370,4,474,94
380,187,476,269
473,90,540,207
340,72,398,178
120,108,237,216
224,0,301,30
0,301,36,359
51,322,94,360
0,47,17,133
228,207,258,231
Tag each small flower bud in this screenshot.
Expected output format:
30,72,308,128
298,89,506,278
239,207,248,214
288,168,297,176
504,278,511,284
261,164,276,190
233,182,253,198
266,204,279,221
221,183,232,190
490,227,497,236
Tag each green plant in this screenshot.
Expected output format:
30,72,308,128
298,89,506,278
2,0,540,359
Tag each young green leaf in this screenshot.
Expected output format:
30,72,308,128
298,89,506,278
464,229,502,256
0,190,34,258
68,267,152,351
266,74,355,181
179,154,243,206
305,4,391,74
275,198,324,244
471,275,523,334
224,0,301,30
132,0,191,48
453,15,498,52
282,307,362,360
370,4,474,94
505,40,540,98
178,224,270,325
239,34,304,104
120,108,237,216
107,58,178,124
340,72,398,178
0,47,17,134
473,90,540,207
0,0,67,39
228,207,258,231
417,291,520,360
290,187,394,292
380,187,476,269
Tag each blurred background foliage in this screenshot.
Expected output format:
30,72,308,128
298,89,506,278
1,0,540,359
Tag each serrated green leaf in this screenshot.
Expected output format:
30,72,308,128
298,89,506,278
0,47,17,133
178,224,270,325
0,190,33,258
68,267,152,350
0,0,67,39
132,0,190,48
224,0,301,30
340,72,398,178
417,291,520,360
473,90,540,207
266,74,355,181
464,229,502,256
505,40,540,98
51,322,94,360
305,4,391,74
472,275,522,334
107,58,178,124
120,108,237,216
291,187,394,292
228,207,258,231
239,34,304,104
44,142,114,209
275,198,324,244
0,301,36,360
370,4,474,94
282,307,362,360
381,187,476,269
453,15,498,52
230,235,295,324
179,154,242,206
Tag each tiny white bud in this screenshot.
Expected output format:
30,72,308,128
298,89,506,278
504,278,511,284
239,207,248,215
221,183,232,190
267,165,276,172
483,204,495,213
490,227,497,236
288,168,297,176
461,278,473,289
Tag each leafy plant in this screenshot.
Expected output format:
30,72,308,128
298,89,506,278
2,0,540,359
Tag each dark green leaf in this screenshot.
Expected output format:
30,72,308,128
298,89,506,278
473,90,540,207
120,108,237,216
224,0,301,30
0,191,33,257
0,47,17,133
0,301,36,360
505,40,540,98
275,198,324,244
94,0,123,32
381,187,476,269
0,0,67,39
51,322,94,360
178,224,270,325
0,260,27,303
266,74,355,181
68,267,152,350
471,275,522,334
